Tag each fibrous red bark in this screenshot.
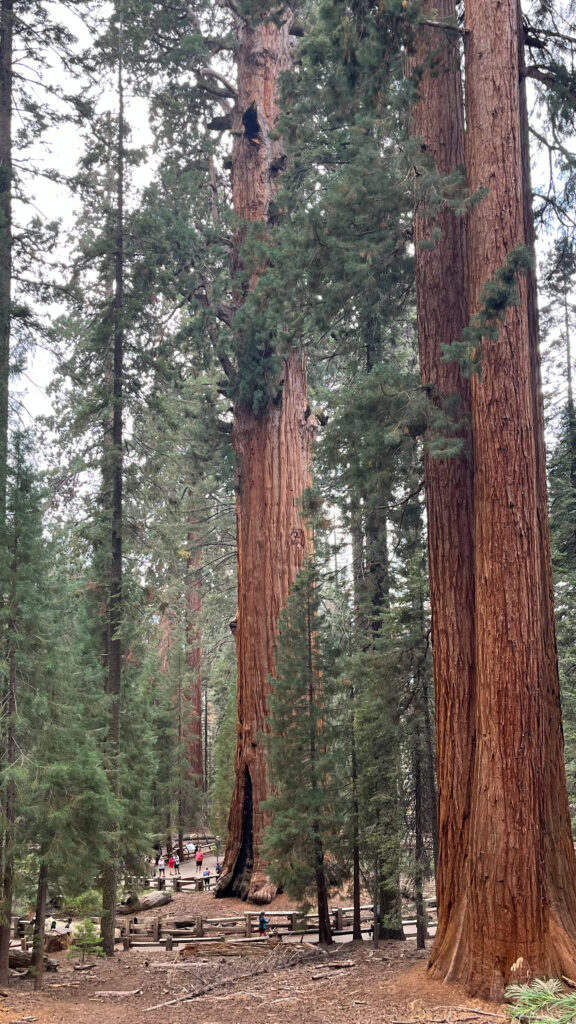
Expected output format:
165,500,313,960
217,11,316,903
424,0,576,999
406,0,475,974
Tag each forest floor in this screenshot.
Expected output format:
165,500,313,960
0,888,509,1024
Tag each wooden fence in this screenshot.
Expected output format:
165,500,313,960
118,900,437,949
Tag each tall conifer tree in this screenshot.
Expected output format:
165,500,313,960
405,0,475,978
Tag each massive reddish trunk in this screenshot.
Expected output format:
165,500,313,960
217,12,315,903
427,0,576,998
517,4,576,961
406,0,475,978
220,351,314,901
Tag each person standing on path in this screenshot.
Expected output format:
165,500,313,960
174,852,180,876
158,855,166,879
195,848,204,874
168,854,175,876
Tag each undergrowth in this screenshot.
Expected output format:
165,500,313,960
506,978,576,1024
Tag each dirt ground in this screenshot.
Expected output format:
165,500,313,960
0,889,508,1024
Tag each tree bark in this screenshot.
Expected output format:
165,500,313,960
350,686,361,942
31,859,48,991
413,715,427,951
0,0,12,526
0,0,13,989
405,0,475,981
185,528,203,792
217,10,316,903
101,21,125,957
429,0,576,998
219,352,315,901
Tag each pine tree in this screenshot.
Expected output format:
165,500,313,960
263,562,338,945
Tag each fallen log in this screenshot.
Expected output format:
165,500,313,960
8,949,58,972
180,938,281,958
116,892,172,915
93,989,142,998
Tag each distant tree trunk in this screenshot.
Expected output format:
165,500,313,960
0,485,19,986
0,0,13,988
0,618,15,986
31,858,48,991
350,686,361,942
421,673,438,869
217,11,316,903
315,826,332,946
101,26,124,957
413,714,427,951
185,530,203,792
406,0,475,981
378,868,404,941
0,0,12,525
429,0,576,998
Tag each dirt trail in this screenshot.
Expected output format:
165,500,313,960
0,890,506,1024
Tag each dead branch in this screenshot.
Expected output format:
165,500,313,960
419,17,464,34
195,66,237,99
93,989,142,998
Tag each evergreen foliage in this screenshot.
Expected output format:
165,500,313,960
68,918,105,962
0,0,573,970
263,561,341,938
506,978,576,1024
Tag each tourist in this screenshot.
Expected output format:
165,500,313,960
195,847,204,874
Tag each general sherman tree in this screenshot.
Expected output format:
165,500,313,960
423,0,576,999
216,6,316,903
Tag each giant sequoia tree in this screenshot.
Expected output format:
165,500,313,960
406,0,475,970
217,7,316,902
416,0,576,999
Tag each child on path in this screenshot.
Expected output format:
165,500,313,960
168,854,175,876
158,855,166,878
174,853,180,876
258,912,271,935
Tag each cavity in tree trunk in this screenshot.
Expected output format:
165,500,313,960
220,353,314,901
405,0,475,981
217,10,315,903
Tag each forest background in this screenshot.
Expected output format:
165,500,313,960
1,0,576,1001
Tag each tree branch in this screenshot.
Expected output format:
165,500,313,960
524,23,576,47
195,66,237,98
524,64,576,109
418,17,464,35
529,123,574,164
